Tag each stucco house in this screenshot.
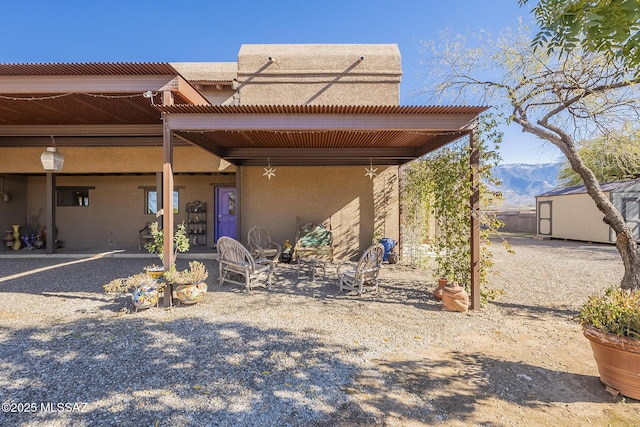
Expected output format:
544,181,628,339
0,44,485,270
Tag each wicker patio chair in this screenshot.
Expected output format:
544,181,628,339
217,236,273,292
337,243,385,295
247,226,282,262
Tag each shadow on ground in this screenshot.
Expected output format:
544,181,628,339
328,350,637,425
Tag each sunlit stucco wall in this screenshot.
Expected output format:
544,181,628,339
237,44,402,106
240,165,399,261
0,145,236,174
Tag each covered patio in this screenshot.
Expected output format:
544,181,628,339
0,62,487,308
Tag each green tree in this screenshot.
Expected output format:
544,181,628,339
402,113,506,294
420,26,640,289
559,129,640,185
520,0,640,76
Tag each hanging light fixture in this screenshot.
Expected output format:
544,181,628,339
263,158,276,180
365,158,378,179
40,136,64,171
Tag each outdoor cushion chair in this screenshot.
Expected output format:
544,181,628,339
337,243,385,295
217,236,274,292
294,221,334,280
247,226,282,262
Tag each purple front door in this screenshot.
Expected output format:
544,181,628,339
215,187,236,240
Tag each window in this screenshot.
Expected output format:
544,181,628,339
146,190,179,215
57,187,93,207
623,198,640,220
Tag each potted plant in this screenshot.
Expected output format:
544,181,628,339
103,272,166,311
578,286,640,399
164,261,209,305
144,221,190,278
281,239,293,263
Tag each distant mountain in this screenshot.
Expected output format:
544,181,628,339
489,163,563,208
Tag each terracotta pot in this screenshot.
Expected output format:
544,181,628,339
442,282,469,312
433,277,448,300
583,325,640,400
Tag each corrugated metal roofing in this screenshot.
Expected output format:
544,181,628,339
154,104,489,115
0,62,178,76
538,178,640,197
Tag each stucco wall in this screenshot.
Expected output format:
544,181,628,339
240,165,399,261
24,173,235,251
537,193,612,243
237,44,402,106
0,174,28,238
0,145,236,174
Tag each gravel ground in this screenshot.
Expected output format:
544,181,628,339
0,235,638,426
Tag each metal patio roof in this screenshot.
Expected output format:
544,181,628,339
0,62,488,166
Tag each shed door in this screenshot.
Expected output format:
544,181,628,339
622,198,640,241
538,201,552,235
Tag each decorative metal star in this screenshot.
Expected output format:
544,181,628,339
365,165,378,179
263,166,276,180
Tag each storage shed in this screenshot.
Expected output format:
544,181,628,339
536,179,640,243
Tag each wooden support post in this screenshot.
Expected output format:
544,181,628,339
469,130,481,310
162,117,174,307
45,172,56,254
235,166,242,241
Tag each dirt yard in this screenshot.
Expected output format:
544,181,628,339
0,234,638,426
325,235,640,426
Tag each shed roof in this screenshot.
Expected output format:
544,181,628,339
538,178,640,197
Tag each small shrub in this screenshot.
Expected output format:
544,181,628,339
578,286,640,339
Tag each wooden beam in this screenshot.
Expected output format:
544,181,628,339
224,147,417,160
0,124,162,136
162,116,174,307
165,112,481,132
0,136,166,147
173,76,211,105
173,131,227,158
45,173,56,254
415,133,468,158
469,130,481,310
0,75,182,93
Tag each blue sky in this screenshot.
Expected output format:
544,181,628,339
1,0,563,164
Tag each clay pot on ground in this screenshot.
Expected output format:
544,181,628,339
583,325,640,400
175,282,207,305
442,282,469,312
433,277,448,300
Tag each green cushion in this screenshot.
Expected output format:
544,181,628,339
299,224,331,247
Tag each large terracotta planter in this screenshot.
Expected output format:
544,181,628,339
442,282,469,312
433,277,447,300
583,325,640,400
